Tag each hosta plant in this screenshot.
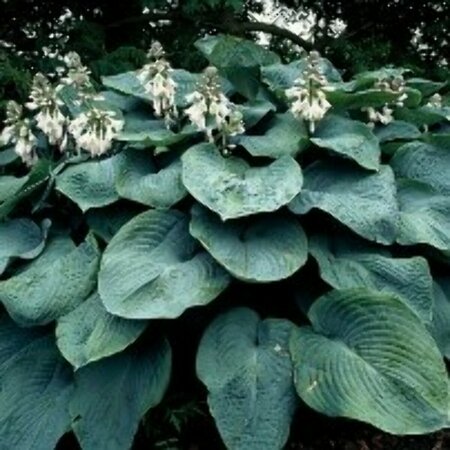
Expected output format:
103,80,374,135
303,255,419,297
0,34,450,450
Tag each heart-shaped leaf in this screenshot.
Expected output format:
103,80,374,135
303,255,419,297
310,233,434,324
0,316,73,450
289,160,398,244
116,149,187,208
311,115,381,171
56,154,123,211
0,235,100,326
56,292,147,369
182,143,303,220
190,205,308,282
238,113,308,159
70,337,171,450
290,289,449,434
98,210,230,319
197,308,297,450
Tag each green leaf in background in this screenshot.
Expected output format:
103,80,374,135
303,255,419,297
56,154,123,212
196,35,280,69
395,106,449,127
261,58,341,98
190,205,308,282
0,235,100,326
374,120,421,143
238,113,309,159
102,69,201,108
289,161,398,244
311,115,381,171
406,78,446,97
197,308,297,450
70,337,171,450
309,233,434,324
0,159,53,219
182,143,303,220
99,210,230,319
56,292,147,369
391,142,450,194
290,289,449,434
0,218,49,275
327,88,401,110
0,316,73,450
116,149,187,208
396,179,450,251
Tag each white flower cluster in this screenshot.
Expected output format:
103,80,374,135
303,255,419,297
69,108,124,157
427,93,443,108
363,75,408,127
1,101,37,166
1,51,124,164
138,42,178,126
26,73,66,146
286,51,332,133
185,66,245,143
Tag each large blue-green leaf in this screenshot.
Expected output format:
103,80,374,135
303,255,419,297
98,210,230,319
310,233,434,324
289,161,398,244
290,289,449,434
395,106,449,127
391,142,450,195
374,120,421,143
70,337,171,450
0,218,49,275
311,115,380,171
396,179,450,251
56,292,147,369
197,308,297,450
0,235,100,326
196,35,280,68
0,159,53,219
190,205,308,282
56,154,123,212
116,149,187,208
182,143,303,220
238,113,308,159
0,316,73,450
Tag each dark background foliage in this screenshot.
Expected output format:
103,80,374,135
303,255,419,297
1,0,449,112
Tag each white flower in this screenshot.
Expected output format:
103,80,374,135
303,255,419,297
184,67,244,144
1,101,38,165
138,42,178,125
427,93,443,108
286,51,332,133
185,92,208,132
15,124,38,166
26,73,67,146
365,105,394,126
35,108,66,145
68,108,124,157
328,18,347,38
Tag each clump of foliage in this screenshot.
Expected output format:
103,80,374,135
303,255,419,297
0,34,450,450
